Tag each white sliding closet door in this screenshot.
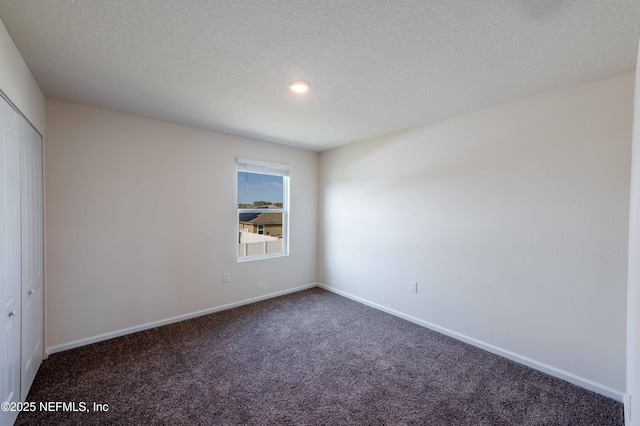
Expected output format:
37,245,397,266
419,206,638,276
0,98,21,426
20,117,43,401
0,94,44,421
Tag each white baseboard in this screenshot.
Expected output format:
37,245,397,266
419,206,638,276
46,281,625,403
46,282,319,355
317,283,625,402
624,394,631,423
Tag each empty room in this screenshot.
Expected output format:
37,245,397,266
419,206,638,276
1,1,640,425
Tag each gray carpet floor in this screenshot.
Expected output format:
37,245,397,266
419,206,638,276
17,287,623,425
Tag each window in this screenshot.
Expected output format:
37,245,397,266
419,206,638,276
237,158,290,261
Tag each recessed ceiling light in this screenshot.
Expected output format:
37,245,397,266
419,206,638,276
289,81,309,93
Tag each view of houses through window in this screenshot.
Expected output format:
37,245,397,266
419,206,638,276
237,169,288,260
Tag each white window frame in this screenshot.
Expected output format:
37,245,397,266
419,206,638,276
237,158,290,262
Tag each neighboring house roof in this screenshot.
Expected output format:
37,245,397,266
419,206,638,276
239,213,260,222
239,212,282,225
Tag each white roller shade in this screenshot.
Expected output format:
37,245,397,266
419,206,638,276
237,157,290,176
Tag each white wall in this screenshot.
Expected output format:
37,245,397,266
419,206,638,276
626,40,640,425
319,71,634,396
0,18,44,133
45,98,318,350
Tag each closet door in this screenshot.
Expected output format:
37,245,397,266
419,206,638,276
0,98,21,426
20,117,43,400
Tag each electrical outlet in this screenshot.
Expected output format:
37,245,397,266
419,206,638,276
409,281,417,293
222,273,230,283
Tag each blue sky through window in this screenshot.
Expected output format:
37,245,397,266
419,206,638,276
237,172,284,206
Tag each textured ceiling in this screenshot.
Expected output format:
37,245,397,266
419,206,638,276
0,1,639,151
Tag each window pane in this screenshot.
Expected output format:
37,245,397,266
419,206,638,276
236,168,288,261
238,212,283,257
237,172,284,208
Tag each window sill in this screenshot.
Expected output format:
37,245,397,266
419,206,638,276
237,252,289,263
